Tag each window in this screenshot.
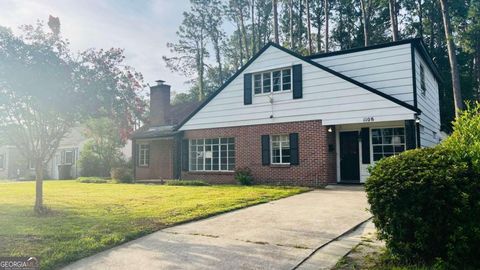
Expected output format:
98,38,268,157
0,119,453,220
253,68,292,94
0,154,4,170
420,64,426,95
63,150,75,165
254,74,262,94
190,138,235,171
138,144,150,167
372,128,405,161
271,135,290,164
29,160,35,170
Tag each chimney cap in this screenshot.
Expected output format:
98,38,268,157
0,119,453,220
155,80,165,85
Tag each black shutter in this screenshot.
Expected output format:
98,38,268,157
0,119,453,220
181,139,189,171
261,135,270,165
361,128,370,164
289,133,299,165
292,64,303,99
134,143,139,166
244,73,252,105
405,120,417,150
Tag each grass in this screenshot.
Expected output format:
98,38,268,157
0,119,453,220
0,180,307,269
333,233,434,270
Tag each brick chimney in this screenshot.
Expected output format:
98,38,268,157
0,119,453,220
149,80,171,126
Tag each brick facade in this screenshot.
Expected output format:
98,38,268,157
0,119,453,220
135,139,174,180
181,120,336,187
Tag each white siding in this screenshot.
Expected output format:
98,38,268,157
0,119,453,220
414,49,442,147
180,46,415,131
312,44,414,105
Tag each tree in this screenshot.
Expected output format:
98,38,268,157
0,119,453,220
79,118,125,177
272,0,279,43
325,0,330,52
360,0,374,46
0,20,145,213
389,0,399,41
306,0,313,54
164,7,209,101
439,0,463,116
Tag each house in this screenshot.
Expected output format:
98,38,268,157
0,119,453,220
0,126,133,180
132,38,442,186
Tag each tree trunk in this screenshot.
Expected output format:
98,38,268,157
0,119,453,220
34,159,44,214
251,0,256,53
214,40,223,84
360,0,370,46
389,0,399,41
439,0,463,116
324,0,329,52
289,0,294,49
306,0,313,54
418,0,423,38
238,7,250,59
273,0,279,43
236,22,244,65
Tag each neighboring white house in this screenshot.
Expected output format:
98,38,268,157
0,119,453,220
1,126,132,180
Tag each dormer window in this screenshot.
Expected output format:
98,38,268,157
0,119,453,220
253,68,292,95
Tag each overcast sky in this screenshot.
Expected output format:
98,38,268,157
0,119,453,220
0,0,199,95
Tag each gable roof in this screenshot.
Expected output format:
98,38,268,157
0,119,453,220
308,38,443,83
176,42,421,130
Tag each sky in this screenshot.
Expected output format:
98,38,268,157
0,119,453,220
0,0,196,94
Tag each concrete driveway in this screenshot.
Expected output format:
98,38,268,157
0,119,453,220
63,186,370,270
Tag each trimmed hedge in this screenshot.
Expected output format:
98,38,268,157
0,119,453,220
234,167,253,185
366,146,480,268
76,177,109,183
110,167,133,183
165,180,210,186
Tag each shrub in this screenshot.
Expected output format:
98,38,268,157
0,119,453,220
234,167,253,185
365,146,480,268
443,102,480,173
164,180,209,186
76,177,109,183
110,167,133,183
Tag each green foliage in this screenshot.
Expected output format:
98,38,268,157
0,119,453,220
366,104,480,268
164,180,210,186
110,167,133,183
443,102,480,173
76,177,109,184
235,167,253,185
79,117,126,177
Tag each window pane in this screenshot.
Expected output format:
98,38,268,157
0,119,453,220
374,154,383,161
282,69,291,90
394,145,405,153
263,72,271,93
272,71,281,92
373,146,382,153
383,145,393,153
254,74,262,94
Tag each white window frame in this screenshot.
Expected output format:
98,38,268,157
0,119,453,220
189,138,235,172
371,127,406,162
253,67,292,95
138,143,149,167
63,150,75,165
270,135,290,165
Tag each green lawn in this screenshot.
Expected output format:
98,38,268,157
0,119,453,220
0,180,307,269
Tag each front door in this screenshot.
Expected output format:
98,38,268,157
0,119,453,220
340,131,360,182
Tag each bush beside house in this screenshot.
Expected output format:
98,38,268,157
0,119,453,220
365,102,480,268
